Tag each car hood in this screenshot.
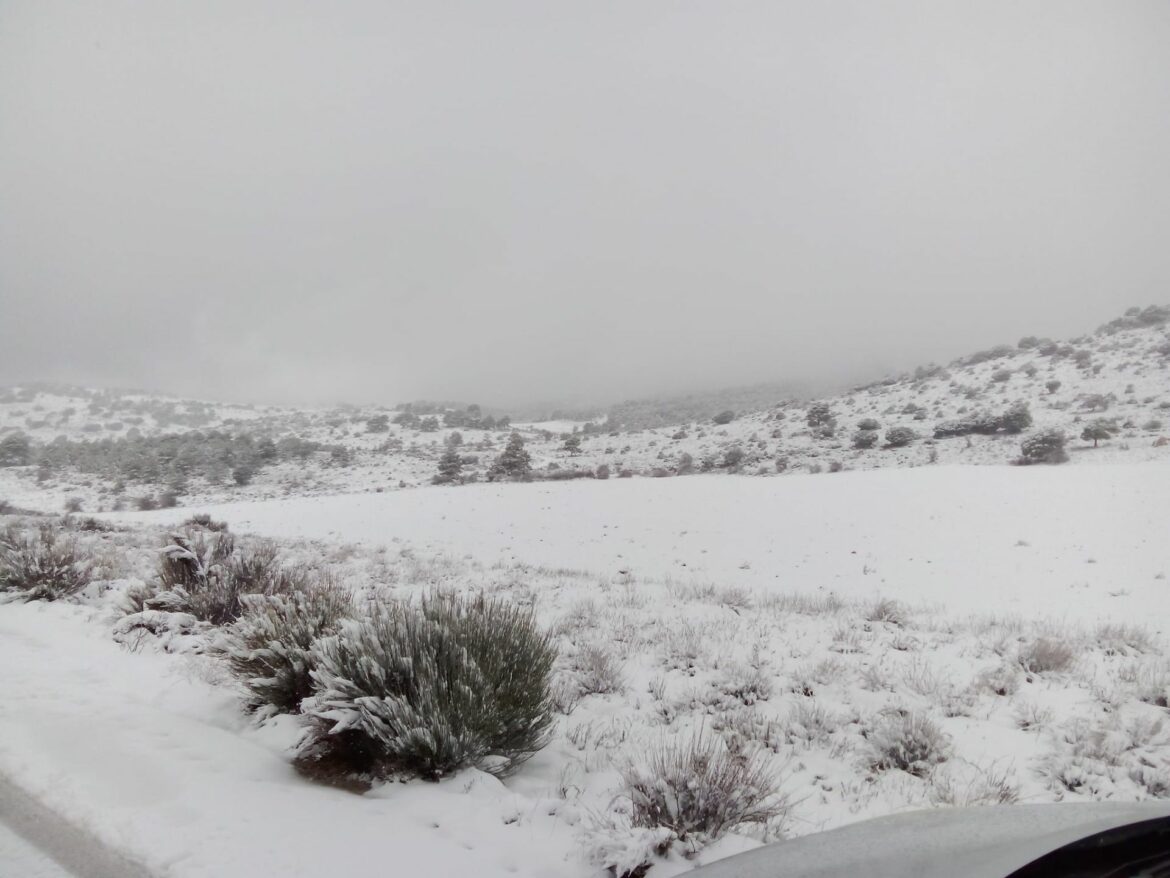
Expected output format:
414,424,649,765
689,802,1170,878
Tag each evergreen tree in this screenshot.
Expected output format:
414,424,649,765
435,447,464,484
563,435,582,455
489,432,531,481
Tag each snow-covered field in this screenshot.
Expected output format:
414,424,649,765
3,461,1169,877
111,463,1170,624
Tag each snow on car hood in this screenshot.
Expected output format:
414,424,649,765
689,802,1170,878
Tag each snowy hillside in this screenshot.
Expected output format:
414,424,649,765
1,306,1168,513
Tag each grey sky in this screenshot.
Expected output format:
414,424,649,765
2,2,1169,408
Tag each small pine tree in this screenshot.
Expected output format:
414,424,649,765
563,435,582,455
435,447,464,484
489,432,531,481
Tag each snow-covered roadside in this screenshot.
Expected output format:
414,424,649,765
109,463,1170,626
0,602,591,878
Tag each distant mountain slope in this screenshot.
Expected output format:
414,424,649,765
0,305,1167,513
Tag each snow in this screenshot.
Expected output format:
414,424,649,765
3,461,1170,875
111,463,1170,625
0,603,589,878
0,825,71,878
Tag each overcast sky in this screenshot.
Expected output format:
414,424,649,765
2,2,1169,407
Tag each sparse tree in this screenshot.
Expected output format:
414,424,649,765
563,435,582,455
1081,420,1115,448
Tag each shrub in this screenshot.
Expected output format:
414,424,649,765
712,410,735,425
620,733,787,847
991,368,1012,383
296,593,557,782
884,426,917,448
184,513,229,532
1018,637,1075,674
221,581,354,716
999,401,1032,434
148,531,304,625
571,642,626,695
856,418,880,431
0,522,91,601
852,429,879,449
722,447,745,469
1045,380,1062,394
1018,429,1068,465
866,711,951,777
595,463,611,480
806,402,834,428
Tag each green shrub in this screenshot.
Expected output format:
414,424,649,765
221,580,354,716
0,522,91,601
296,593,557,783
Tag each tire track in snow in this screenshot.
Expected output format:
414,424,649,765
0,773,154,878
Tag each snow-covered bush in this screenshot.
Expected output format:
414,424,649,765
220,580,355,716
296,592,557,782
865,710,951,777
0,521,91,601
884,426,918,448
619,732,787,850
851,429,879,449
146,531,306,625
569,642,626,696
999,400,1033,434
1018,637,1075,674
1018,429,1068,465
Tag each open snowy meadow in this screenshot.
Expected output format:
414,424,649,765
3,462,1168,876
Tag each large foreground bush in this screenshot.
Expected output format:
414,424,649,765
220,581,355,716
296,593,557,782
0,522,91,601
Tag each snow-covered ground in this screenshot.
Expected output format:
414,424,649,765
110,463,1170,625
3,460,1169,876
